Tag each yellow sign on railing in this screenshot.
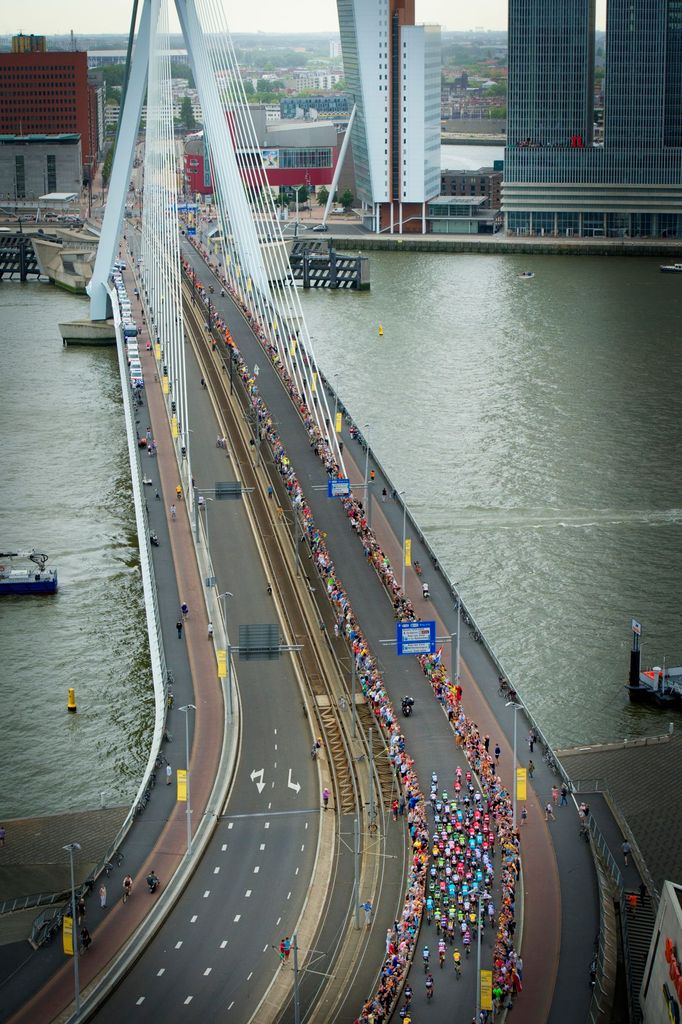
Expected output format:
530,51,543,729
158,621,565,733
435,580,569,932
480,969,493,1011
335,412,342,434
162,375,169,395
217,649,226,677
63,915,74,956
311,372,317,393
516,767,527,802
290,337,297,356
177,769,187,801
405,538,412,566
171,415,178,439
155,343,161,361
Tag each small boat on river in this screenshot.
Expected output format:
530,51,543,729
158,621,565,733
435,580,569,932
0,550,58,595
624,619,682,707
659,263,682,273
518,271,535,279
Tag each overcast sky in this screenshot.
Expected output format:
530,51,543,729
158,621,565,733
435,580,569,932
1,0,511,36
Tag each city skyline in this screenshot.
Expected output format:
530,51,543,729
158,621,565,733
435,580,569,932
3,0,507,36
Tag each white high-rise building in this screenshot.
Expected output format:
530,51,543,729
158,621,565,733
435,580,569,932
337,0,440,233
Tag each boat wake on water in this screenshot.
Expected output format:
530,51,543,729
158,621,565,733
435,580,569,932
421,507,682,532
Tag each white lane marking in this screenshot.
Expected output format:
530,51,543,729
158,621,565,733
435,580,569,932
204,967,212,976
191,914,198,923
175,941,183,949
263,944,268,952
222,843,228,851
245,889,252,897
220,940,228,949
301,844,305,851
276,916,281,926
287,891,292,900
157,969,165,976
184,997,193,1005
234,914,241,922
203,890,210,898
260,843,266,851
274,744,278,751
305,821,309,830
214,866,220,874
264,821,270,829
228,1002,235,1011
254,866,260,874
228,822,234,830
247,971,253,981
274,762,277,769
295,868,299,875
136,997,145,1005
274,729,277,735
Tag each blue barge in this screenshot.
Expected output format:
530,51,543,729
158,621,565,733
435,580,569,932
0,551,58,595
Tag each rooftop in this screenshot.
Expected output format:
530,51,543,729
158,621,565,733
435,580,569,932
0,133,80,144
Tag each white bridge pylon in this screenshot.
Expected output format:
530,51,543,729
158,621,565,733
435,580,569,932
89,0,342,470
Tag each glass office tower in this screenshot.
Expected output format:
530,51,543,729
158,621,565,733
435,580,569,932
504,0,682,238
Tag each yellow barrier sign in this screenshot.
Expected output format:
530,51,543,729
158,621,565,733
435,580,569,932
311,372,317,393
155,343,161,360
177,769,187,801
335,412,342,434
171,415,178,439
480,969,493,1011
63,915,74,956
516,767,527,802
162,375,169,395
405,538,412,566
217,649,227,677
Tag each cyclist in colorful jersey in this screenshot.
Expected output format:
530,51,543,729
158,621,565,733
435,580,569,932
438,938,446,967
452,948,462,977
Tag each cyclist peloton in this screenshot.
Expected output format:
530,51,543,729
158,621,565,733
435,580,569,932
422,944,430,972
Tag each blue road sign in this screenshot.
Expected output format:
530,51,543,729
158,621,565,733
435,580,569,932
396,620,436,656
186,226,197,236
327,477,351,497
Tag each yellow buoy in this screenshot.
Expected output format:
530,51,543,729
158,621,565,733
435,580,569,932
378,324,384,337
67,688,77,713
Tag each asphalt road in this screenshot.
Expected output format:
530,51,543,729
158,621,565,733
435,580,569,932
94,311,321,1022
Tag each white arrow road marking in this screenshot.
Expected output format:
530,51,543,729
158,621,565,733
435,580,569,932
287,769,301,795
250,769,266,794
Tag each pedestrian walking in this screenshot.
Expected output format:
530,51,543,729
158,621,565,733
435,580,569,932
639,881,648,902
122,874,133,902
528,731,535,753
176,620,183,639
181,602,189,619
494,743,501,763
520,806,528,825
528,759,535,779
544,802,555,821
80,927,92,953
170,503,176,520
322,787,330,811
333,622,339,640
279,939,286,964
283,936,291,960
398,794,405,816
484,735,490,752
392,799,399,821
207,621,214,641
362,900,373,927
622,840,631,866
99,884,107,908
552,785,559,805
77,897,86,923
166,763,172,786
560,783,569,806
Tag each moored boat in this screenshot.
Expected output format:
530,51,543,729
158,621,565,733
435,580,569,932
659,263,682,273
0,550,58,595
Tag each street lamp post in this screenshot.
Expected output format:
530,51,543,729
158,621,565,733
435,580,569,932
506,701,523,827
332,372,340,426
362,423,371,528
178,704,196,855
399,490,407,592
218,590,234,641
454,583,462,688
63,842,81,1016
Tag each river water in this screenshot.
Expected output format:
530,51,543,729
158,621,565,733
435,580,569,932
0,282,152,818
300,250,682,747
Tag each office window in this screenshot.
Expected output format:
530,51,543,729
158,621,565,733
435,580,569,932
47,154,57,192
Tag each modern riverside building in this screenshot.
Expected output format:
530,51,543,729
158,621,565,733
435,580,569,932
504,0,682,238
337,0,441,233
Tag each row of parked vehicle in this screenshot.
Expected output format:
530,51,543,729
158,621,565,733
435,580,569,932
112,260,143,388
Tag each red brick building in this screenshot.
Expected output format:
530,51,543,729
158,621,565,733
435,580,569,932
0,51,98,180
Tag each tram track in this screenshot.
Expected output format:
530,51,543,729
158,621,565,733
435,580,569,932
182,280,366,821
